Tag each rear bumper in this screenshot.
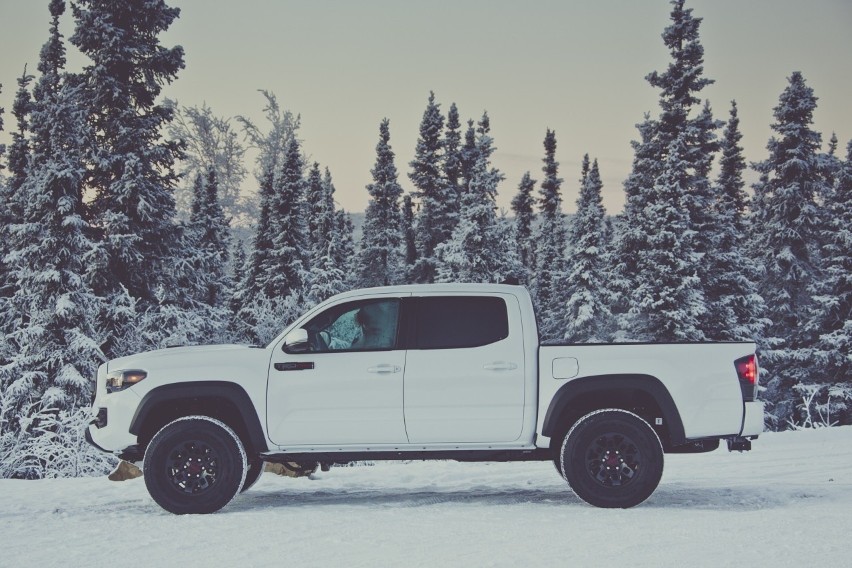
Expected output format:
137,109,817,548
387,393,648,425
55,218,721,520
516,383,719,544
741,401,764,437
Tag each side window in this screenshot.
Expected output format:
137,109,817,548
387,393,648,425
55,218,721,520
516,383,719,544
414,296,509,350
303,299,400,353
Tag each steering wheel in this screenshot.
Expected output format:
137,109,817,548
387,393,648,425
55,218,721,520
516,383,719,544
310,330,329,352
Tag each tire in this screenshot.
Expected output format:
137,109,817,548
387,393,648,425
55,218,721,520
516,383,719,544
240,457,265,493
560,409,663,509
143,416,247,515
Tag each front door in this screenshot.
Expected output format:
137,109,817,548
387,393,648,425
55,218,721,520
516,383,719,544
267,296,408,447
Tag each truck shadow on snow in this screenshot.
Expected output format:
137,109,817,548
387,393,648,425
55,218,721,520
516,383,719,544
223,483,800,513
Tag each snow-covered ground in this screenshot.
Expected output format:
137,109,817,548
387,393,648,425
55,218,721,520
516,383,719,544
2,427,850,568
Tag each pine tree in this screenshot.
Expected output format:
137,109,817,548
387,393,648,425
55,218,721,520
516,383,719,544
751,72,826,427
460,119,478,189
7,69,34,197
410,92,447,284
646,0,713,154
357,119,404,287
240,91,301,306
533,129,567,340
305,167,347,306
563,156,614,342
402,195,417,274
627,134,706,341
703,101,769,342
304,162,324,258
3,0,104,420
443,102,463,235
609,114,658,322
806,140,852,404
265,138,307,299
436,113,516,283
70,0,184,356
510,171,536,284
612,0,716,340
335,210,357,285
191,168,232,311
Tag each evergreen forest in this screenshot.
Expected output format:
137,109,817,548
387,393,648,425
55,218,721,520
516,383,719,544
0,0,849,478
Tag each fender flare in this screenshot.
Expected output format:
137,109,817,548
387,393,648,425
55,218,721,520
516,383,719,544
129,381,268,452
541,374,686,446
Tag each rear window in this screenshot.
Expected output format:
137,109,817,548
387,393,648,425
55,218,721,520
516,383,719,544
414,296,509,349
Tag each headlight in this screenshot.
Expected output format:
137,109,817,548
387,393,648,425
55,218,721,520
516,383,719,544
106,369,147,393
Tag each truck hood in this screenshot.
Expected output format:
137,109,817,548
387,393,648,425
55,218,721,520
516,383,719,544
106,344,265,372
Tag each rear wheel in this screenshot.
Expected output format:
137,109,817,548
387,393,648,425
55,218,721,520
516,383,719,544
560,409,663,508
144,416,247,514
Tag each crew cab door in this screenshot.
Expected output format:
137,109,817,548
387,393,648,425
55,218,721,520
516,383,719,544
267,295,409,446
403,294,526,443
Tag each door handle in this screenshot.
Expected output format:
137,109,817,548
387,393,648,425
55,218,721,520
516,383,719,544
483,361,518,371
274,362,315,372
367,364,401,374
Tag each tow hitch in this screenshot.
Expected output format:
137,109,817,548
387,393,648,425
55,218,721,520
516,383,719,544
726,436,753,452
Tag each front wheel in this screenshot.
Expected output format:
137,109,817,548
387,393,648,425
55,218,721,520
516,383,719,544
143,416,247,514
559,409,663,509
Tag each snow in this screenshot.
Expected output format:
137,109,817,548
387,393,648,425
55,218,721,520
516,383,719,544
2,427,850,567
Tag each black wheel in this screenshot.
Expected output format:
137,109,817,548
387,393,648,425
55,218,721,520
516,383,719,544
560,409,663,509
143,416,247,515
240,457,265,493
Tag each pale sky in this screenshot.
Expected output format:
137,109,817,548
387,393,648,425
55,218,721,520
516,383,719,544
1,0,851,215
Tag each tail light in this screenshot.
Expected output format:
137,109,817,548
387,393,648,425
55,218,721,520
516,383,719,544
734,354,758,401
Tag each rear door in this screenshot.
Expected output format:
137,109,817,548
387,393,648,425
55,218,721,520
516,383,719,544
403,294,526,444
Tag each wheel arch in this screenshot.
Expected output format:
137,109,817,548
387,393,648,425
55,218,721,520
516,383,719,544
130,381,268,455
542,374,686,450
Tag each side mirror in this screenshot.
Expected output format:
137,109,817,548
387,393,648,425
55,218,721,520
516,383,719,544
282,328,309,353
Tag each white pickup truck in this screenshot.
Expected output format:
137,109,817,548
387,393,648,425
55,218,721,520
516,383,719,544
87,283,763,514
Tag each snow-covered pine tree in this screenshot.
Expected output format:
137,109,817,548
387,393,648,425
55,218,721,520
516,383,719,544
357,119,405,287
402,195,417,276
609,114,659,324
533,129,568,340
805,139,852,424
626,134,706,341
646,0,713,154
563,156,614,342
231,137,307,345
7,69,34,198
335,209,357,286
168,103,249,224
228,240,249,341
304,162,324,258
0,71,35,311
751,72,827,427
2,0,104,449
443,102,463,236
135,168,232,349
240,91,301,307
410,92,448,284
460,119,478,189
265,138,307,300
703,101,769,342
435,113,516,283
70,0,184,357
191,169,232,318
612,0,715,340
510,171,536,284
305,167,347,306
